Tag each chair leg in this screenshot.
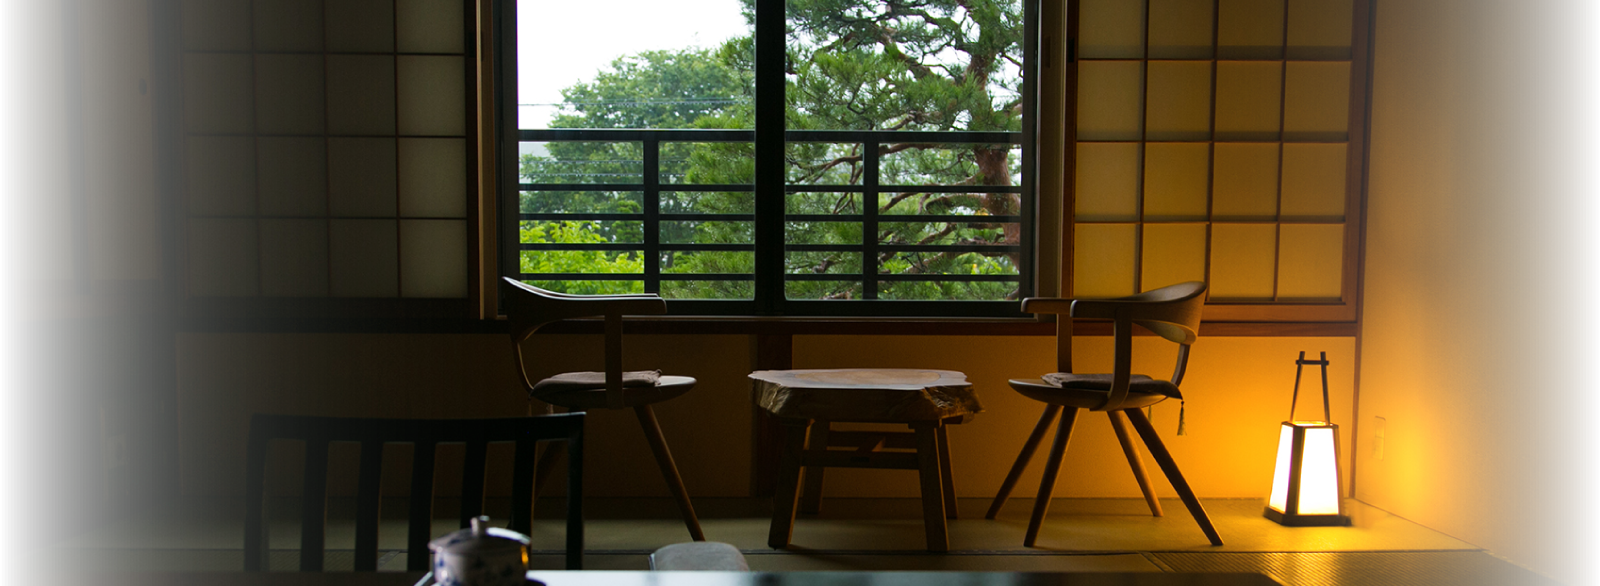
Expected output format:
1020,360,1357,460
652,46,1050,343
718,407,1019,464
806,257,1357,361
799,420,830,514
936,424,957,519
634,405,705,541
768,419,811,549
912,421,949,552
1107,410,1163,517
1122,407,1223,546
987,405,1062,519
1025,406,1079,547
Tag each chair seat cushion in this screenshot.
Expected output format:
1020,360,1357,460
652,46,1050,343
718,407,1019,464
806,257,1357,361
533,370,661,395
1042,373,1183,399
1008,373,1177,410
533,374,697,409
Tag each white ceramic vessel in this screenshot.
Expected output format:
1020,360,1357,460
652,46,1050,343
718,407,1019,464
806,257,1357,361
428,516,530,586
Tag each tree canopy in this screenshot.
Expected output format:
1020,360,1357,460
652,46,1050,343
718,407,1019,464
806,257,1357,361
521,0,1025,302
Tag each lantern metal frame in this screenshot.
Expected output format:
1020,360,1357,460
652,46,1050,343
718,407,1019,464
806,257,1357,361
1264,351,1351,527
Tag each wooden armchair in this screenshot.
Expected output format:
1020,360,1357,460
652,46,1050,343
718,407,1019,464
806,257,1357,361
501,277,704,541
985,281,1222,547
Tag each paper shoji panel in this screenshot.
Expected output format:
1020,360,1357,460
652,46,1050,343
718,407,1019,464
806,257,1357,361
1208,223,1276,299
179,0,471,300
1217,0,1283,59
1211,143,1278,219
260,218,331,296
1280,143,1346,220
1214,61,1281,141
401,219,469,298
1286,0,1352,59
1277,223,1343,299
1143,142,1209,221
1072,0,1359,303
1141,223,1207,290
1077,61,1144,141
1148,0,1214,59
1144,61,1212,141
331,219,399,297
1076,142,1141,221
1074,223,1138,298
187,218,258,297
1283,61,1350,141
1078,0,1145,59
257,137,327,217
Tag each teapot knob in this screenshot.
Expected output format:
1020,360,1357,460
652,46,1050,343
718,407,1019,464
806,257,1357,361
470,515,490,536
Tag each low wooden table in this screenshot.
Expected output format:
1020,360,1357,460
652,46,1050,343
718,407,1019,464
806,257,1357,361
749,368,983,552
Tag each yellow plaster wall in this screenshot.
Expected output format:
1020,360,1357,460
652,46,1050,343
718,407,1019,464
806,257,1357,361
175,331,1353,505
175,333,753,499
1358,0,1599,583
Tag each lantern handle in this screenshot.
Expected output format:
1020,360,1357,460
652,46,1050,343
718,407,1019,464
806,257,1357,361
1288,351,1331,422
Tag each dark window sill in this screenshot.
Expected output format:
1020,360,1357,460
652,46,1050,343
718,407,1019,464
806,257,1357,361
168,314,1355,337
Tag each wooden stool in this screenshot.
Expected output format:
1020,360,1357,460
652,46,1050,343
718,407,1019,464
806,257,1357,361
749,368,982,552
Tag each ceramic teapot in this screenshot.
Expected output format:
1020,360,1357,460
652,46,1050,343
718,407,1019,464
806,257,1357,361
428,516,530,586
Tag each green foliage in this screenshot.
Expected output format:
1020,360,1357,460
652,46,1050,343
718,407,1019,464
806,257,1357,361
519,222,643,295
522,0,1026,302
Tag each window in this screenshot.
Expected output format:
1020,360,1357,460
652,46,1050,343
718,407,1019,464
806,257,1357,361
502,0,1039,317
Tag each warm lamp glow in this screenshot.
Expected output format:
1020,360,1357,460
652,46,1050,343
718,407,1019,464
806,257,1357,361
1267,425,1294,513
1264,353,1350,527
1264,421,1348,525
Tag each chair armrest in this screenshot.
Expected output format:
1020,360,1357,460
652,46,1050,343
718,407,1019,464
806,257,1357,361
1019,297,1074,315
1067,298,1137,320
575,295,669,318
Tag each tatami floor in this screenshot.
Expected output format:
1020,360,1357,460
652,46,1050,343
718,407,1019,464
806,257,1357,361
47,497,1563,585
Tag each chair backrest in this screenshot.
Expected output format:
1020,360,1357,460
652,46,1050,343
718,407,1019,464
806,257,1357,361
501,277,668,409
1070,281,1206,346
243,413,584,572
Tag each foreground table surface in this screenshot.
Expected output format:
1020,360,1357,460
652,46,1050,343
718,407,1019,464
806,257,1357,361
527,571,1283,585
107,571,1282,586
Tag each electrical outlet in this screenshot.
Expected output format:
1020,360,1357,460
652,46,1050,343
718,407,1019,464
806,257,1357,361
1372,416,1386,461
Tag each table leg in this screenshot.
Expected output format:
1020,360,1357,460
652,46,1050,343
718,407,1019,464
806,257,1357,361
768,419,811,549
912,421,949,552
799,420,830,514
936,424,956,519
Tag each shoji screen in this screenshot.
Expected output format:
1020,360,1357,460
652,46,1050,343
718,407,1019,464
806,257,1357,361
179,0,472,307
1070,0,1366,321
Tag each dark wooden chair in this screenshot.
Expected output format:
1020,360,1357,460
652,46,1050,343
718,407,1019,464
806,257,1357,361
243,412,585,572
985,281,1222,547
501,277,704,541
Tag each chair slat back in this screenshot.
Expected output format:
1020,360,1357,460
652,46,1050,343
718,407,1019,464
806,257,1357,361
243,413,586,573
353,438,383,571
405,439,437,571
299,439,331,570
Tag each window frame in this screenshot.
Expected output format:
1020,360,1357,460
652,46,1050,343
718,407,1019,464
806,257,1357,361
495,0,1044,318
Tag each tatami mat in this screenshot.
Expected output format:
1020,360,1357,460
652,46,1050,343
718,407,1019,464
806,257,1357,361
1153,551,1564,586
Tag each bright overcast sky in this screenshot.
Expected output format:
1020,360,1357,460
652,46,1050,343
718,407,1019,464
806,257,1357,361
517,0,751,128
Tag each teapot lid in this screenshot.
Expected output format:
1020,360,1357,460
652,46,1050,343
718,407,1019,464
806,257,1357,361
428,516,530,556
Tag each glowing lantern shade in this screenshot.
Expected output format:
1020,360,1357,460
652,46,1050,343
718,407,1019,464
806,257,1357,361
1264,352,1351,527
